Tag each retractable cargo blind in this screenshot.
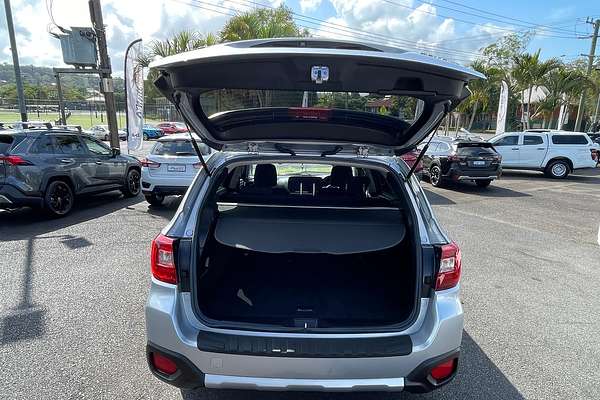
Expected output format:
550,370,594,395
214,203,406,254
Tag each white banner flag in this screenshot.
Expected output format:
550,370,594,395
125,39,144,151
557,93,568,129
495,80,508,135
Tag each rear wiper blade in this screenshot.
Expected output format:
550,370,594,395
320,145,343,157
274,143,296,156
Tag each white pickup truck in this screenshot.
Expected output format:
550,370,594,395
488,130,599,178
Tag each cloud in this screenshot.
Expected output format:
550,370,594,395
315,0,506,64
300,0,322,13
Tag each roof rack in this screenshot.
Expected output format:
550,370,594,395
55,124,83,133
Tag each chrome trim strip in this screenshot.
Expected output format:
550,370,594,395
216,201,398,211
204,374,405,392
457,175,497,180
0,195,12,204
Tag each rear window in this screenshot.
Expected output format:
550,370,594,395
456,142,496,156
551,135,588,145
200,89,423,123
523,135,544,145
0,135,14,154
152,140,210,156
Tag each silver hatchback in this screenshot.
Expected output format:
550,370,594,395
145,38,481,395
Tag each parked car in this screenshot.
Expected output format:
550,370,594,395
90,124,127,141
399,149,423,178
144,38,483,395
488,130,599,179
420,137,501,187
0,126,141,216
123,124,164,141
156,122,189,135
141,133,212,205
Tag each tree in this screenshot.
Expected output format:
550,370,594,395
220,6,308,42
511,50,561,129
459,60,503,130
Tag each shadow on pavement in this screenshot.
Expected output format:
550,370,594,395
422,189,456,206
500,168,600,185
0,191,145,242
180,331,523,400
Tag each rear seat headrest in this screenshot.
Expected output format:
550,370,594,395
329,166,353,188
253,164,277,187
288,176,323,194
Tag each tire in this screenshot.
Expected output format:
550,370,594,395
429,165,444,187
144,193,164,206
475,179,492,188
143,133,149,141
545,160,570,179
44,180,74,217
121,169,141,197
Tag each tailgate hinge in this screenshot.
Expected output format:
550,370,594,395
356,146,369,158
247,142,259,155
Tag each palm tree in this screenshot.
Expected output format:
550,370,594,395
220,6,307,42
462,60,502,130
532,67,593,128
511,50,561,129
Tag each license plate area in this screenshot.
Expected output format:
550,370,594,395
167,164,186,172
470,160,487,167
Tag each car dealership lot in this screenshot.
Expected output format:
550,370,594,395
0,169,598,400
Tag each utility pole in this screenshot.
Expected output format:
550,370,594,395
89,0,119,149
574,18,599,132
4,0,27,122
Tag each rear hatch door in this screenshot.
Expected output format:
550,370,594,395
150,38,484,155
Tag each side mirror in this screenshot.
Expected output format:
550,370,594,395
111,148,121,157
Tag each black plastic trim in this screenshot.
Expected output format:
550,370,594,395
404,348,460,393
197,330,412,358
0,184,43,208
177,238,192,292
146,342,205,390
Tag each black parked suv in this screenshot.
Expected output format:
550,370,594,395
0,126,141,216
421,137,502,188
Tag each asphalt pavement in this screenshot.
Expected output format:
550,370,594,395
1,168,599,400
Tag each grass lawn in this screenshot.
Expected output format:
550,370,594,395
0,111,160,130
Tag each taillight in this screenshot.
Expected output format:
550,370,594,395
591,149,598,161
140,158,160,169
193,162,203,169
447,155,466,165
150,352,178,375
435,242,462,290
151,234,177,284
430,358,457,381
0,155,33,165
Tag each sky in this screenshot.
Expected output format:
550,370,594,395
0,0,598,76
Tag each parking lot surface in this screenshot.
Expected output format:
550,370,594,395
1,168,599,400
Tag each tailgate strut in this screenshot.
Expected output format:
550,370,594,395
173,98,211,177
405,102,450,182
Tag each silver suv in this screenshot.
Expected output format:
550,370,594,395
145,38,481,395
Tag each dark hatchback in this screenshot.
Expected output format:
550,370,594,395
0,127,141,216
421,137,501,187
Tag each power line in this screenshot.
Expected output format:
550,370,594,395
418,0,581,35
379,0,585,39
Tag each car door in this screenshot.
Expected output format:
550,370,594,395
520,134,546,168
80,136,126,185
490,135,520,166
53,134,96,191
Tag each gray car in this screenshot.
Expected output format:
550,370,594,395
144,38,482,395
0,127,141,216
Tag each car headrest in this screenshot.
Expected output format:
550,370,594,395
288,176,323,194
253,164,277,187
329,166,353,188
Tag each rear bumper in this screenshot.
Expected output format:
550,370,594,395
141,169,193,195
0,184,43,208
447,166,501,181
145,281,464,393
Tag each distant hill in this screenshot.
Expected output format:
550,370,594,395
0,63,124,93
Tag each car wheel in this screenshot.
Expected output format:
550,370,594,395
429,165,444,187
121,169,141,197
143,133,149,141
545,160,570,179
475,179,492,188
145,193,165,206
44,180,74,217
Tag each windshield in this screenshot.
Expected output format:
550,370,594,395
152,140,210,156
200,89,423,122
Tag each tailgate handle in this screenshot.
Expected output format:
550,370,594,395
60,159,74,164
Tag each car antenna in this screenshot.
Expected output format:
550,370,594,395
172,98,212,177
405,102,450,182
